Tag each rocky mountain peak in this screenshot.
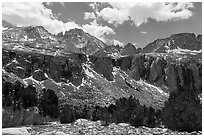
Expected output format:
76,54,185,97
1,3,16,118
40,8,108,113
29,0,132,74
142,33,202,54
56,28,107,55
65,28,84,36
120,43,141,56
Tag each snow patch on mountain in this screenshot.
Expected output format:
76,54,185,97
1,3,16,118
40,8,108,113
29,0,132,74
167,47,201,55
2,26,9,31
83,66,95,78
137,79,169,97
75,43,86,48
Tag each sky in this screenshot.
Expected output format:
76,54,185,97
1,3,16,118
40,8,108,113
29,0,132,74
2,2,202,48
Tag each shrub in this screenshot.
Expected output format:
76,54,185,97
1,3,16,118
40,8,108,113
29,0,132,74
39,89,59,118
60,105,77,124
2,107,53,128
59,96,161,128
162,90,202,132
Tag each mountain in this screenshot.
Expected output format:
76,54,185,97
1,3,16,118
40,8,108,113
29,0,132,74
120,43,142,56
142,33,202,54
2,25,107,55
2,24,202,132
92,44,122,57
2,20,16,29
2,25,61,53
57,28,107,55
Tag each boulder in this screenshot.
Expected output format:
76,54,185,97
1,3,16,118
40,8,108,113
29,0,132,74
2,127,30,135
33,69,47,81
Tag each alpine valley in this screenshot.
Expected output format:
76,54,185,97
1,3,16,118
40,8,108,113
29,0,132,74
2,20,202,135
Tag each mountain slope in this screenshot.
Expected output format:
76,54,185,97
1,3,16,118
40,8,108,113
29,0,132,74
142,33,202,54
120,43,141,56
57,28,107,55
2,20,16,29
3,25,108,55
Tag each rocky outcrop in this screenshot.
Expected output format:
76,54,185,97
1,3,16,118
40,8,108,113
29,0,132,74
2,127,31,135
93,45,122,57
120,43,141,56
125,54,202,94
57,28,107,55
142,33,202,53
2,25,107,55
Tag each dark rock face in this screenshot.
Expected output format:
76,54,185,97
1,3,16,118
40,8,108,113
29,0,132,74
120,43,139,56
126,54,202,94
149,58,165,83
170,33,201,50
89,56,114,81
113,56,133,71
93,45,122,57
33,70,47,81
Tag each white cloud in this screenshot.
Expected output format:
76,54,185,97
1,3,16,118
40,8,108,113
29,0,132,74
44,2,64,7
2,2,65,34
98,7,129,26
84,12,96,20
2,2,115,43
89,2,99,12
90,2,194,26
82,20,115,42
45,2,53,6
140,31,147,34
111,39,124,46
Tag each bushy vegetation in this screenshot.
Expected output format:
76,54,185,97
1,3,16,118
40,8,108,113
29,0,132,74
38,89,59,118
3,79,201,132
60,91,202,133
161,89,202,132
2,80,60,128
2,107,53,128
60,96,161,127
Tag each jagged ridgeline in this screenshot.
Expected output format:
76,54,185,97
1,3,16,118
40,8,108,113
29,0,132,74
2,22,202,132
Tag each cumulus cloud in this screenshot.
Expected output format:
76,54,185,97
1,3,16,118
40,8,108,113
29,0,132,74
98,7,129,26
111,39,124,46
82,20,115,42
2,2,115,43
89,2,194,26
45,2,53,6
44,2,65,7
84,12,96,20
2,2,66,34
